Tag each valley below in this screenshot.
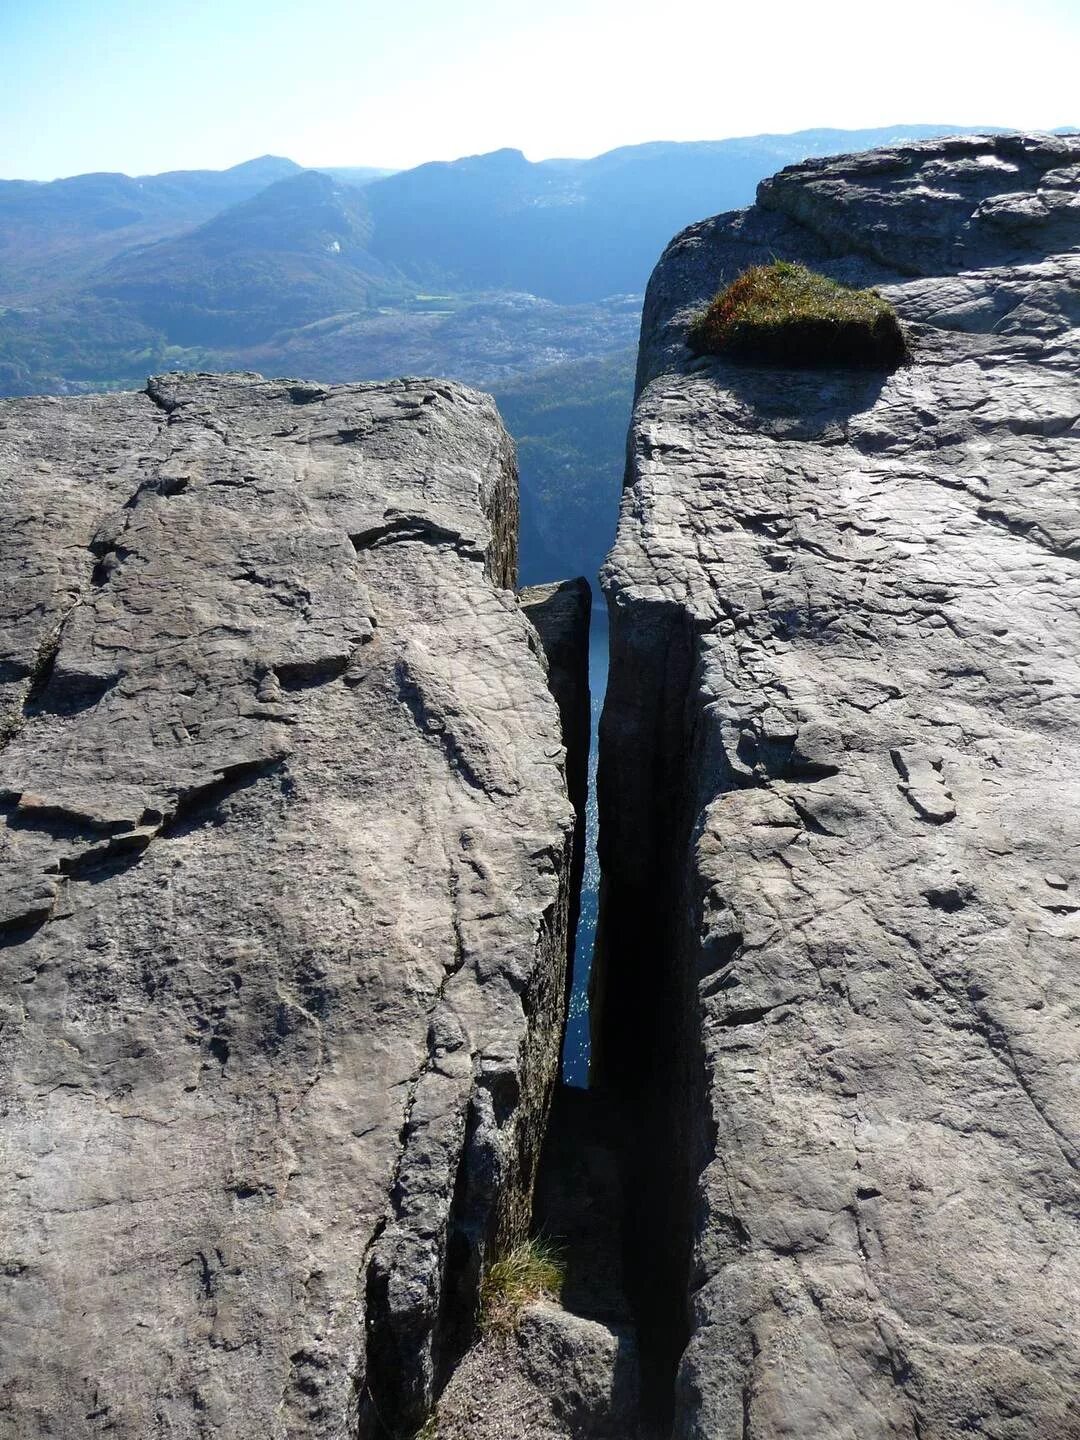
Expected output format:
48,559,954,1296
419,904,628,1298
0,124,993,589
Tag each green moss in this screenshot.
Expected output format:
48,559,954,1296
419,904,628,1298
478,1237,565,1334
689,261,908,368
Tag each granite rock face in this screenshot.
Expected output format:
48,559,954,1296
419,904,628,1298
433,1300,639,1440
600,134,1080,1438
0,373,578,1439
520,577,593,995
519,578,592,847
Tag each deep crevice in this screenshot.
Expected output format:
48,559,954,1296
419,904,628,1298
356,576,640,1439
590,597,702,1433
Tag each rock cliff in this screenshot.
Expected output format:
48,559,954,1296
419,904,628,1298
599,134,1080,1437
520,578,593,1001
0,373,582,1438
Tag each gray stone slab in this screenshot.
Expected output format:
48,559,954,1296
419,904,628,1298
0,373,576,1439
600,134,1080,1439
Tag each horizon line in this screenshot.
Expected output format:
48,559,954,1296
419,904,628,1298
9,119,1079,186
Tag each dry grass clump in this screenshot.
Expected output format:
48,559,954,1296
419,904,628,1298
688,260,908,368
478,1237,565,1335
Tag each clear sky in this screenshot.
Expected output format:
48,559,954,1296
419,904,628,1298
2,0,1078,180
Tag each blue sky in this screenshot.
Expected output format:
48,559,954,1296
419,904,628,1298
2,0,1078,179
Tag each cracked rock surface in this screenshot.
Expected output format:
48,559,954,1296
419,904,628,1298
600,133,1080,1438
433,1300,639,1440
0,373,576,1439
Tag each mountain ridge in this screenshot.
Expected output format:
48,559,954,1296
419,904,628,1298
3,123,1073,589
91,170,401,347
1,125,1029,310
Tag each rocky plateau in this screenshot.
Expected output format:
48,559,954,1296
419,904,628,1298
599,131,1080,1438
2,129,1079,1440
0,373,587,1439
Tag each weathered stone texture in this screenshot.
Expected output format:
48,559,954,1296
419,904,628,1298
433,1299,639,1440
520,577,592,992
600,134,1080,1438
519,578,592,844
0,373,575,1439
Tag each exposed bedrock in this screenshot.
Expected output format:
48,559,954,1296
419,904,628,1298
425,586,647,1440
599,133,1080,1438
520,577,593,1000
0,373,583,1439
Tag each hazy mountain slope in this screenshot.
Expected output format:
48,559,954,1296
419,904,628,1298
319,165,399,186
0,298,165,395
0,155,302,302
227,292,640,389
0,125,1002,383
91,170,403,345
360,125,979,302
0,125,1036,321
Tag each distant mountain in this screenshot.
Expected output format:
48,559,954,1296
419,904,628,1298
91,170,402,346
0,123,1041,583
319,166,399,186
0,155,303,301
2,125,982,314
358,126,982,302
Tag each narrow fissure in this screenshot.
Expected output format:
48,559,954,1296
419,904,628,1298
361,582,698,1440
527,593,698,1439
560,600,607,1088
524,588,663,1436
588,601,701,1434
406,576,702,1440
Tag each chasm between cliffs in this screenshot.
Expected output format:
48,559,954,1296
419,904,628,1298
525,588,695,1440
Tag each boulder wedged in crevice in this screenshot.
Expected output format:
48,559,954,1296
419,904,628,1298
432,1300,640,1440
426,1084,649,1440
0,372,577,1440
600,134,1080,1439
519,578,592,844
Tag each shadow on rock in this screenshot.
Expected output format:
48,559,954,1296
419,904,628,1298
687,353,894,441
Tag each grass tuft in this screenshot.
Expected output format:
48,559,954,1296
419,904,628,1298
478,1237,565,1335
688,260,908,369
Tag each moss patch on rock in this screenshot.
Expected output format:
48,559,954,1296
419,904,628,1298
689,261,908,368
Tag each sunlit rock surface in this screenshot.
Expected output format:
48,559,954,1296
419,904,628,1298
0,373,576,1439
600,133,1080,1438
